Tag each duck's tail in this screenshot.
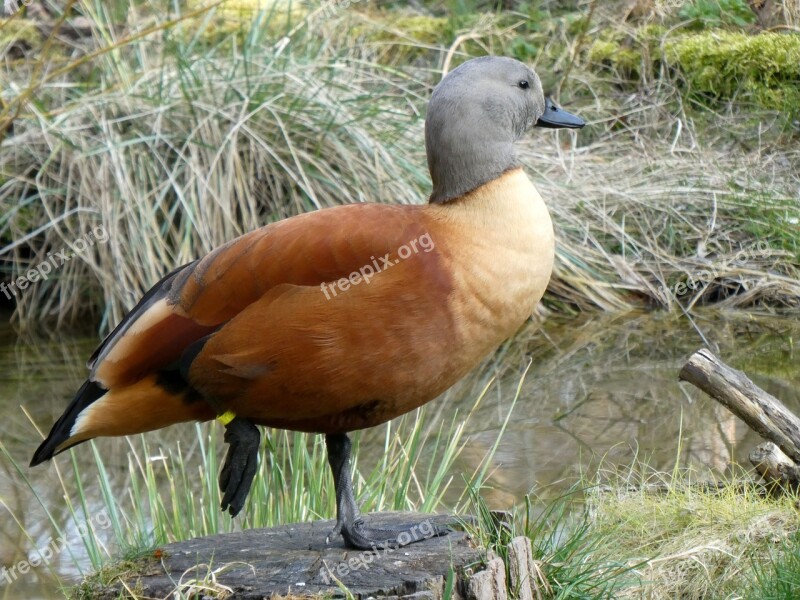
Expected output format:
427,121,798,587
30,373,214,466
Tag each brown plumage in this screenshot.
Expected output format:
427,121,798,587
32,56,584,550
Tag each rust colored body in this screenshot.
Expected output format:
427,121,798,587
52,168,553,452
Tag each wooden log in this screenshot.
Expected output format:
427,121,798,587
679,349,800,465
89,512,487,600
467,556,507,600
507,536,549,600
749,441,800,487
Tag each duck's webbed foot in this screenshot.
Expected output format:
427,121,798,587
219,416,260,517
338,516,450,550
325,432,449,550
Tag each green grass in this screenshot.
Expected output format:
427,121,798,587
2,371,513,596
464,483,645,599
459,457,800,599
6,365,800,598
748,531,800,599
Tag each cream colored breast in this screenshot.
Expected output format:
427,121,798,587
428,168,555,359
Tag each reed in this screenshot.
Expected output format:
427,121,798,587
1,1,798,333
0,368,512,595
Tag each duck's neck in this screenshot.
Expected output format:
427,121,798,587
426,120,518,205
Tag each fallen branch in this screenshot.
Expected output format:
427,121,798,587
749,441,800,488
679,349,800,487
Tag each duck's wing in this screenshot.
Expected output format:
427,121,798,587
88,202,430,388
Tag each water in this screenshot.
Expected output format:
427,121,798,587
0,310,798,597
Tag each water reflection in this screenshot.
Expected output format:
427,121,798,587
0,310,797,597
448,311,799,508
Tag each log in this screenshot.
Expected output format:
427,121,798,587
507,536,549,600
679,349,800,465
467,556,507,600
89,512,489,600
749,441,800,487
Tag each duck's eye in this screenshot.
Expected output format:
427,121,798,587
518,80,530,90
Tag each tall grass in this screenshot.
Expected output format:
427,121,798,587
1,0,799,333
1,0,434,331
1,370,511,594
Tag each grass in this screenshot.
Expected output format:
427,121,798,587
748,531,800,599
6,361,800,597
1,369,513,597
465,482,645,599
1,0,798,332
2,0,800,597
587,468,800,599
458,457,800,599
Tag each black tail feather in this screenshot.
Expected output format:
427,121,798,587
30,380,107,467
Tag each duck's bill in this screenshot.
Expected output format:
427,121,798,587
536,97,585,129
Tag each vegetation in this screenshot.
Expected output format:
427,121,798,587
1,0,798,330
11,383,800,599
2,373,516,596
458,461,800,599
589,29,800,113
1,0,799,597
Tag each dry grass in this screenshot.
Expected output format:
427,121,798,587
589,464,800,599
538,134,800,313
1,0,798,332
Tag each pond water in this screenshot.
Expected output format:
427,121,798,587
0,310,798,598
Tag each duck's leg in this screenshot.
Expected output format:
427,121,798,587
325,432,449,550
219,416,261,517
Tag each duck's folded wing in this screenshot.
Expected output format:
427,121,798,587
88,203,430,388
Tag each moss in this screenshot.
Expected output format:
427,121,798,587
185,0,309,41
587,28,800,115
353,13,454,53
380,14,453,45
587,27,665,79
664,31,800,112
346,12,458,63
0,17,42,48
588,35,641,75
70,559,149,599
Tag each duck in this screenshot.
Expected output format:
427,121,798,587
30,56,584,550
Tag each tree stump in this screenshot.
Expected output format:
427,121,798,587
88,512,492,599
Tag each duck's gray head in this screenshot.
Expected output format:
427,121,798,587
425,56,584,204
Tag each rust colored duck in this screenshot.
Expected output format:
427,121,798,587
32,56,584,550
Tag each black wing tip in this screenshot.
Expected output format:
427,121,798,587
30,380,107,467
30,442,53,467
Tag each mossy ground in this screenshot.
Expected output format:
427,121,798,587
590,28,800,114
